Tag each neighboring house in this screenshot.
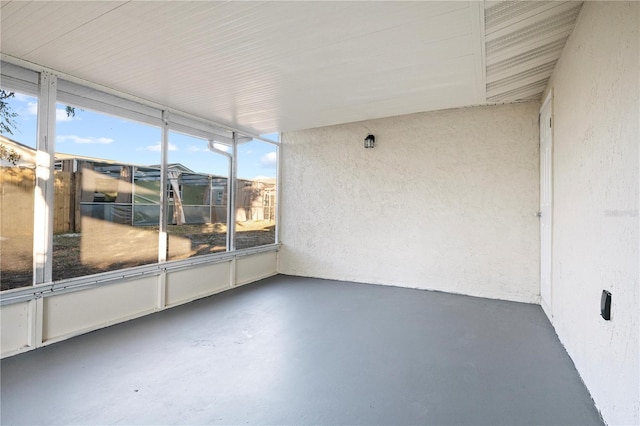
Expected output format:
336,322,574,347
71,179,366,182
0,135,35,168
0,135,275,233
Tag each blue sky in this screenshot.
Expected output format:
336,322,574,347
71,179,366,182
3,93,277,179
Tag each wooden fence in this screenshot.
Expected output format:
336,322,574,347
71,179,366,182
0,167,75,236
54,171,74,233
1,167,35,237
1,166,275,237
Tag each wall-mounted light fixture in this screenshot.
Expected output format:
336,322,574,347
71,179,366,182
364,134,375,149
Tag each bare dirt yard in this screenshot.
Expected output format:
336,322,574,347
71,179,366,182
0,221,275,291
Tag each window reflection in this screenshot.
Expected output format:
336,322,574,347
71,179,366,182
235,138,277,250
166,133,229,260
1,92,280,288
0,90,37,290
52,105,163,281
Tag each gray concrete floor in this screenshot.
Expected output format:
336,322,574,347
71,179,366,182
1,275,602,425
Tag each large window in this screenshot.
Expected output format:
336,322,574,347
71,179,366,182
0,89,38,290
235,136,277,250
166,132,229,260
52,104,162,280
0,64,280,291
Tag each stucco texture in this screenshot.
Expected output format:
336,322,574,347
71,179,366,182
279,102,540,303
544,2,639,425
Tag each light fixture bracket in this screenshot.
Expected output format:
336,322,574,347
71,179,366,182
364,134,375,149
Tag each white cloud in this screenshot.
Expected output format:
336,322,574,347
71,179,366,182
27,102,38,115
260,151,277,168
146,142,177,152
23,101,74,122
57,135,113,144
23,103,73,122
187,145,208,153
13,93,33,102
56,108,74,122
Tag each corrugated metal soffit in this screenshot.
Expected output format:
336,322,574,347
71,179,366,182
484,1,583,103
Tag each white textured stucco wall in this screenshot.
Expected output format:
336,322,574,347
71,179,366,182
280,103,540,303
543,2,639,425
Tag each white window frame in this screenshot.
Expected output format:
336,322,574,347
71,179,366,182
0,59,281,305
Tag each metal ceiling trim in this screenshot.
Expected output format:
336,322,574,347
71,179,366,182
486,6,581,54
483,1,583,103
486,37,566,70
487,79,548,102
486,62,556,96
0,60,40,95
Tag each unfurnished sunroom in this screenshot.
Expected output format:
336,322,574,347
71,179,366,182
0,1,638,425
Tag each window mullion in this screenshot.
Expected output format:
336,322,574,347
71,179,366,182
228,132,238,252
33,71,57,285
275,142,281,245
158,111,169,263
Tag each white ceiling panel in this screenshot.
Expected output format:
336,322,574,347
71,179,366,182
1,1,582,134
0,1,128,57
